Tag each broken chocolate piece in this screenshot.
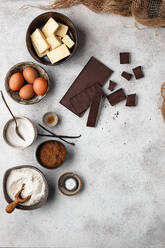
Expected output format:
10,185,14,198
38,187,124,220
107,88,126,106
132,66,144,79
121,71,133,81
87,93,102,127
70,91,91,114
86,83,104,99
108,80,117,91
120,52,130,64
60,57,113,116
126,94,136,106
70,83,104,115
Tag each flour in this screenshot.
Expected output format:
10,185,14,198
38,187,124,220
6,168,46,206
5,117,36,148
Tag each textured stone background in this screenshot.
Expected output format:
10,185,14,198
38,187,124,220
1,1,165,247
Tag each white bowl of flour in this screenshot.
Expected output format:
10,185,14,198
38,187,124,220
3,166,49,210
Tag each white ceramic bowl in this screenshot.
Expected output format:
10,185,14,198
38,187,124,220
3,116,38,149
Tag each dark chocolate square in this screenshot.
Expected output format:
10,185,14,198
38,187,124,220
126,94,136,106
132,66,144,79
120,52,130,64
108,80,117,91
107,88,126,106
121,71,133,81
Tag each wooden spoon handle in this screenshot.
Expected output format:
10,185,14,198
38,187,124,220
6,200,19,213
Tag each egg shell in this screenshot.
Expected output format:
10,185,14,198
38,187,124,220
9,72,24,91
19,84,35,100
23,67,38,84
33,77,48,96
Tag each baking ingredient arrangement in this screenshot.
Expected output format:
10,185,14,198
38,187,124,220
60,53,144,127
2,12,83,213
2,9,154,215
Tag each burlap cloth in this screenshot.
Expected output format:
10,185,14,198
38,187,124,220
35,0,165,27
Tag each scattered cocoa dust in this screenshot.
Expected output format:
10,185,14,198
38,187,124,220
112,111,119,120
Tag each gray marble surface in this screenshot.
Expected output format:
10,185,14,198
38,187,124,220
1,1,165,247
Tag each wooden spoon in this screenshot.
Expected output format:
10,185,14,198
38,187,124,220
6,184,31,213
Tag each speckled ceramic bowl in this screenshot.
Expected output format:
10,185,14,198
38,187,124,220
3,165,49,210
5,62,50,104
3,116,38,149
58,172,82,196
26,12,78,66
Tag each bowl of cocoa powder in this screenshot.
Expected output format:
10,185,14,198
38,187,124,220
36,140,66,169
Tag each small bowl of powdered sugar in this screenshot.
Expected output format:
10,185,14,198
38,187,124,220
3,116,38,149
3,165,49,210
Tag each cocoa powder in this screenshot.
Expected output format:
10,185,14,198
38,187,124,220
37,141,66,168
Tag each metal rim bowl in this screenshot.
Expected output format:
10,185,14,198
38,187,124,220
58,172,82,196
3,165,49,210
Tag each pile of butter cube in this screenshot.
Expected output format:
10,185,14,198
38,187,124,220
31,17,75,64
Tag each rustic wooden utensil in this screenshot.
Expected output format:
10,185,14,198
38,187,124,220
5,184,31,213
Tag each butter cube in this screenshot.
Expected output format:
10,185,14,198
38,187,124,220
42,17,59,38
62,35,75,49
56,23,68,38
47,44,71,64
31,28,49,54
46,34,62,50
32,40,49,57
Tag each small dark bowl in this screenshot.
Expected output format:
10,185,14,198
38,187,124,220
36,140,66,169
26,12,78,66
3,165,49,210
58,172,82,196
5,62,50,105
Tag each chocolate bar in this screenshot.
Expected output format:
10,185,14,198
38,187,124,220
86,83,104,99
87,92,102,127
108,80,117,91
132,66,144,79
121,71,133,81
126,94,136,106
120,52,130,64
107,88,126,106
60,57,113,116
70,91,91,114
70,83,104,115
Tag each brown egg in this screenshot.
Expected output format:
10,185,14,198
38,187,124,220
19,84,35,100
23,67,38,84
9,72,24,91
33,77,48,96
